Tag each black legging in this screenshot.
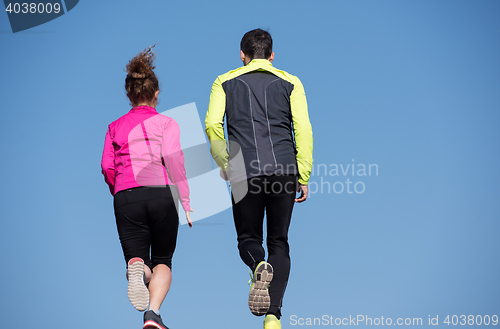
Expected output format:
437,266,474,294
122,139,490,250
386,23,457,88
232,175,297,319
114,186,179,271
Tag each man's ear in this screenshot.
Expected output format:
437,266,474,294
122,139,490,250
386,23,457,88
268,52,275,63
241,50,246,62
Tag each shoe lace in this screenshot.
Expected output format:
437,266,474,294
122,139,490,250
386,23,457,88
247,268,254,286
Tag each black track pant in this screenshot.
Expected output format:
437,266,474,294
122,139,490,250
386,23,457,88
232,175,297,319
114,186,179,271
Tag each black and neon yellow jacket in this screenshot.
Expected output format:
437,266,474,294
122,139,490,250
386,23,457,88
205,59,313,185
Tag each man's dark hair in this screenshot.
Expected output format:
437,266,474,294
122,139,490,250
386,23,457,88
240,28,273,60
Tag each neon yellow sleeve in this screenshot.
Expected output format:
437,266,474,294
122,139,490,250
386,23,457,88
205,76,229,171
290,77,313,185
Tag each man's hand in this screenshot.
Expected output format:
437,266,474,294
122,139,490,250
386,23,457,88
295,184,308,203
186,209,194,228
220,168,229,181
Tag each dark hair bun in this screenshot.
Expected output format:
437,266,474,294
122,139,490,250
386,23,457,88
125,45,159,106
126,45,156,78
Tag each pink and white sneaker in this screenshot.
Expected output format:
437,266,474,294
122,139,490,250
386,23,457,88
127,257,149,311
144,310,168,329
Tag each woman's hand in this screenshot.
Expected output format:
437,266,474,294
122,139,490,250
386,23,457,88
186,209,194,228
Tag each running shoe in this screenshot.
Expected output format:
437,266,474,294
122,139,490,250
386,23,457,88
264,314,281,329
248,261,274,316
127,257,149,311
144,310,169,329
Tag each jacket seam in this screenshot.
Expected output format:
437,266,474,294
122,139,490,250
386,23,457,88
118,154,124,193
236,78,260,172
141,122,162,186
264,78,281,168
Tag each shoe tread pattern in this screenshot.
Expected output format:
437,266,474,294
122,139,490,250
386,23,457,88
249,262,274,316
128,260,149,311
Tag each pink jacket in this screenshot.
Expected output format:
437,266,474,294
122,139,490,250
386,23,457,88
101,106,190,211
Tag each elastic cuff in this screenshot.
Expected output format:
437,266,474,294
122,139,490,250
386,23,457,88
267,308,281,320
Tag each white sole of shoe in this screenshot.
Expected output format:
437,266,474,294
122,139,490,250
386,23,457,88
127,259,149,311
144,320,166,329
249,262,274,316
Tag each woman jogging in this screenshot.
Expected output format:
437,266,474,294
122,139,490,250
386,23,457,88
101,45,193,329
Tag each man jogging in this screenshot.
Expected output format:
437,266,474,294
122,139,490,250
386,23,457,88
205,29,313,329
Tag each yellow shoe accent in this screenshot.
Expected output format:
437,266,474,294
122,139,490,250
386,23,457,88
264,314,281,329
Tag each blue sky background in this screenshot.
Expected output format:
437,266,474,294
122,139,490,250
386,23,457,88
1,1,499,328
